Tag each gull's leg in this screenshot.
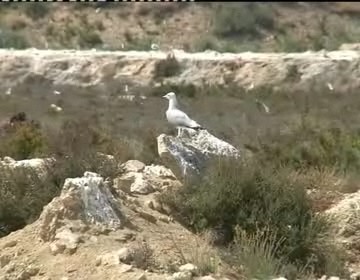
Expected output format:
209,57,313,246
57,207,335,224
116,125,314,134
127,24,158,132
176,127,180,137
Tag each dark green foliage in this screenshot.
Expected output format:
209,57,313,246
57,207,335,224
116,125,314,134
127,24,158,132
161,158,346,276
0,28,29,49
153,54,182,79
24,3,50,20
213,3,275,38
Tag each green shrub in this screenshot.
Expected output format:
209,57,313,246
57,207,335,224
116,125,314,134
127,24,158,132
213,3,274,38
0,163,60,237
259,121,360,172
0,28,29,49
0,122,46,160
153,54,181,79
77,29,103,48
161,158,345,276
229,226,287,279
23,4,50,20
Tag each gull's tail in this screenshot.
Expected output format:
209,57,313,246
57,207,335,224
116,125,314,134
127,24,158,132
189,120,205,131
192,125,205,131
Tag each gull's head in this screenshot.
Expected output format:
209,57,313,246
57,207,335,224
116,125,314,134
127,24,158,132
163,92,176,100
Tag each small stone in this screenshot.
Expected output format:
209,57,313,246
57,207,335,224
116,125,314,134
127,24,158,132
3,240,17,248
328,277,340,280
26,266,39,276
0,255,10,268
137,210,157,224
16,271,30,280
49,242,66,255
158,215,170,223
145,200,154,209
179,263,198,275
117,248,133,264
95,256,102,266
5,263,15,273
200,276,216,280
66,266,77,273
351,272,360,280
119,264,133,273
172,271,192,280
121,160,146,173
89,236,98,243
136,273,147,280
114,231,135,242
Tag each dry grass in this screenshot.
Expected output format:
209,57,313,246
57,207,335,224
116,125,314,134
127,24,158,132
170,231,220,276
0,3,359,51
0,80,358,276
130,238,156,270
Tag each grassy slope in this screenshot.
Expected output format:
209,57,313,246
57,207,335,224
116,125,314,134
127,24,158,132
1,2,360,52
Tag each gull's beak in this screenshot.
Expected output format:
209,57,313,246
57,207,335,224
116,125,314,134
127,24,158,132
162,95,167,99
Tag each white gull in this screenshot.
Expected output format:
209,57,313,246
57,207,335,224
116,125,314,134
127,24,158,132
163,92,203,137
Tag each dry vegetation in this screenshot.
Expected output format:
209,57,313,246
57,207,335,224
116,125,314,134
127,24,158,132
0,79,360,278
0,3,360,51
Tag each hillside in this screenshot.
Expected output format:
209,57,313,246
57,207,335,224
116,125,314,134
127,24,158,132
1,3,360,280
1,3,360,52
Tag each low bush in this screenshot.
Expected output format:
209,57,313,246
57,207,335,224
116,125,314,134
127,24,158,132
161,158,346,276
153,54,182,79
0,28,29,49
23,3,50,20
259,121,360,172
0,121,46,160
213,3,275,39
0,163,60,237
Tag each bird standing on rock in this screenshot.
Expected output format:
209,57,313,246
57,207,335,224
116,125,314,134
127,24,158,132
163,92,204,137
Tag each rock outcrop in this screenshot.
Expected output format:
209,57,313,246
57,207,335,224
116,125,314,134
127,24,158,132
114,160,180,195
38,171,123,243
1,49,360,96
326,190,360,260
0,156,55,179
157,128,240,181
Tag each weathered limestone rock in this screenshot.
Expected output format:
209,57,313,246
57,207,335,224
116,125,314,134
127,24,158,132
38,171,123,242
325,191,360,261
114,160,180,195
157,128,240,181
0,157,55,179
2,49,360,95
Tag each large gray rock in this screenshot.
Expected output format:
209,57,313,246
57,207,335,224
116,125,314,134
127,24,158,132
38,171,123,242
157,128,240,181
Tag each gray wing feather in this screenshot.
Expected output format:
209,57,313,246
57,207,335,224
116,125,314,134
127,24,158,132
167,109,200,128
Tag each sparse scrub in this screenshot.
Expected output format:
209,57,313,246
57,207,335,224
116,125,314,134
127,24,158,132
0,163,61,237
130,239,156,270
123,35,153,51
258,121,360,172
153,54,182,79
0,28,29,49
77,28,103,48
229,226,287,279
23,3,50,20
170,231,220,276
0,121,46,160
213,3,274,39
161,158,346,276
